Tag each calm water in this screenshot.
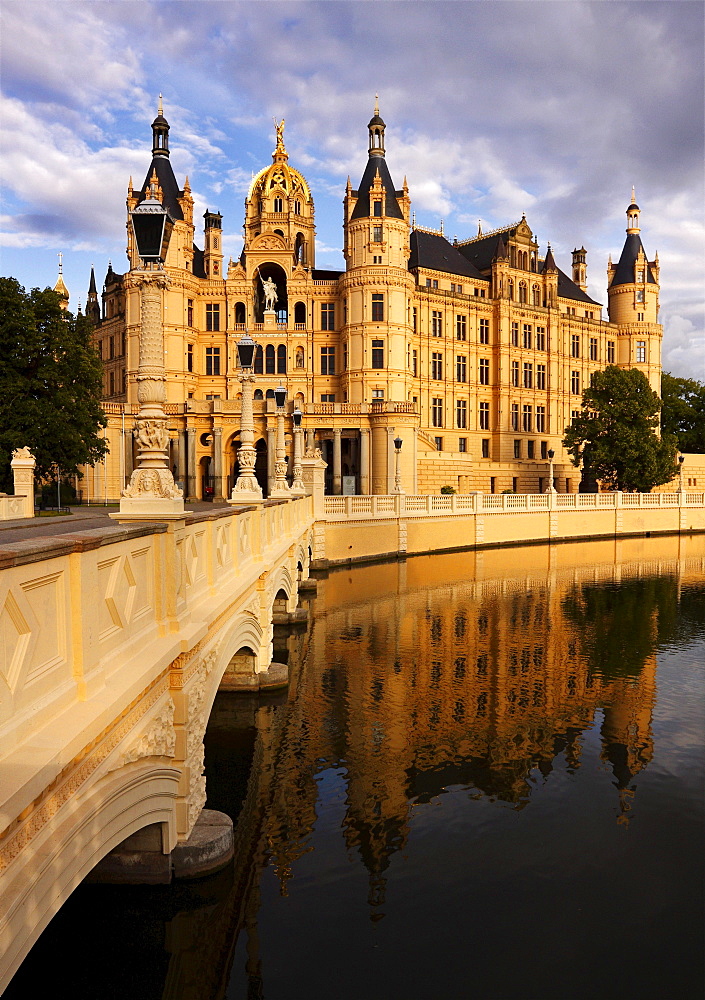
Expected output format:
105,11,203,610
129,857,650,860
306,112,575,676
7,537,705,1000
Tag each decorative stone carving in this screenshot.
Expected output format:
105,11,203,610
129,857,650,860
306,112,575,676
120,698,176,765
122,468,183,499
11,447,33,461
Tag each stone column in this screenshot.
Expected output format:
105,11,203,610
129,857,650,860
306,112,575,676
360,428,370,495
187,427,196,499
213,427,223,501
11,447,36,518
230,373,263,503
117,271,184,518
177,429,187,492
332,428,342,495
267,425,276,496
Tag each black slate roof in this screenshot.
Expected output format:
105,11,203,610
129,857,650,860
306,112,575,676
455,231,513,273
555,266,601,305
192,245,206,279
350,156,403,220
610,233,656,287
139,155,184,221
312,268,343,281
409,230,487,281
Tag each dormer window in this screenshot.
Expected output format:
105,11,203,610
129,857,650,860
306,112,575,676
373,201,382,217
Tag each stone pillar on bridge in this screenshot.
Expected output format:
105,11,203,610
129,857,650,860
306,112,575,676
11,447,36,518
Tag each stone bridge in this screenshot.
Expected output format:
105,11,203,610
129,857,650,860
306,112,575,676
0,497,314,989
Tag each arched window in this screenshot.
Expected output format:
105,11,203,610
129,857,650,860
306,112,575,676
294,200,301,215
294,233,305,265
532,284,541,306
265,344,275,374
266,389,275,399
274,229,284,237
254,345,263,374
235,302,246,325
519,281,527,304
294,301,306,325
507,279,514,301
274,197,283,213
254,389,264,400
277,344,287,374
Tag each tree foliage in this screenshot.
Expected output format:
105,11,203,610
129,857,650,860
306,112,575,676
660,371,705,453
0,277,107,491
563,365,678,492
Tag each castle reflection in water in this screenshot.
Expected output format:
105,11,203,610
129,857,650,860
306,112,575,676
235,535,701,905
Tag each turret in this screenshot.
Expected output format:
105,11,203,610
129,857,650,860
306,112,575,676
608,188,659,326
203,210,223,278
572,246,587,292
86,265,100,323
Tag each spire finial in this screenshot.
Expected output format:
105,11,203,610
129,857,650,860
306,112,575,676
58,250,63,274
158,93,163,116
477,219,483,237
631,184,636,203
412,210,416,227
374,93,379,116
440,218,444,236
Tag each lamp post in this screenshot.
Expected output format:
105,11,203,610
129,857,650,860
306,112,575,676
547,448,556,493
118,183,183,517
270,384,292,498
291,408,306,495
679,454,685,494
393,435,404,494
230,333,263,503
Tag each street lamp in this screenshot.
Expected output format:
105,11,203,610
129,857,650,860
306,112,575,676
393,435,404,494
679,454,685,494
119,183,183,516
547,448,556,493
230,333,263,503
291,407,306,495
270,384,292,498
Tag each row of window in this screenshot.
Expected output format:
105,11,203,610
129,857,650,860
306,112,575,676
430,400,550,433
99,333,126,360
430,437,553,462
423,278,487,298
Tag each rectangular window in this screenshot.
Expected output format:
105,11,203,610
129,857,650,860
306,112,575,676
536,327,546,351
636,340,646,363
109,370,115,395
321,393,335,403
432,310,443,337
456,400,467,428
479,358,490,385
479,401,490,430
511,322,519,347
343,342,348,371
590,337,598,361
523,324,532,349
541,440,548,459
206,303,220,332
434,436,443,450
479,318,489,344
571,370,580,394
187,344,194,372
522,404,532,432
371,339,384,368
412,349,418,376
571,333,580,358
456,355,467,382
514,439,521,459
373,200,382,217
187,299,194,327
432,398,444,427
109,336,114,359
458,437,467,452
536,406,546,433
511,403,519,431
321,302,335,330
456,315,467,340
481,438,490,459
321,346,336,375
527,440,535,459
536,364,546,390
511,360,520,387
372,224,383,242
523,362,533,389
607,340,615,363
426,278,431,287
432,352,443,380
413,307,417,333
372,389,384,399
205,346,221,375
371,294,384,322
433,280,438,289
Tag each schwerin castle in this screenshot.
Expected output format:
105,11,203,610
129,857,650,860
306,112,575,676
75,99,662,500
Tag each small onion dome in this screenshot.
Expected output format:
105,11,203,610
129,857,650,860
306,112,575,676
368,113,385,127
627,202,639,212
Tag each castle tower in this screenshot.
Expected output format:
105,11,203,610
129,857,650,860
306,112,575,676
572,246,587,292
607,189,662,388
86,266,101,323
203,210,223,278
53,252,69,310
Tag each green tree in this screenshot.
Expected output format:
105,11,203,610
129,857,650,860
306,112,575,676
563,365,678,492
660,371,705,453
0,277,107,492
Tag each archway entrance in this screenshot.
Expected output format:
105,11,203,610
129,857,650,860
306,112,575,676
254,263,288,323
255,438,268,496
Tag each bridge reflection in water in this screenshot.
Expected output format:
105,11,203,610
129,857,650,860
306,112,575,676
7,535,704,1000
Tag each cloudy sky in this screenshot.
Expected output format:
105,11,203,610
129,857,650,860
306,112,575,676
1,1,703,376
